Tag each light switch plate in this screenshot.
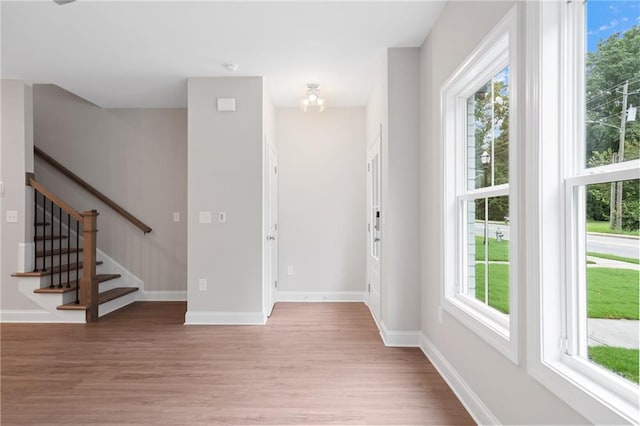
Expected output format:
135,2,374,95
218,212,226,223
287,266,294,276
217,98,236,112
173,212,180,222
6,210,18,223
199,211,212,224
198,278,207,291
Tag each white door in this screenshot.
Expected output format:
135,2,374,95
367,129,382,323
266,143,279,317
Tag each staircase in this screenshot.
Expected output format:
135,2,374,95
11,169,142,323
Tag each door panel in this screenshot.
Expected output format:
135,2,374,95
367,129,381,323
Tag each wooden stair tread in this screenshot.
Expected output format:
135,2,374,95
36,247,83,258
56,287,137,310
98,287,138,304
12,261,103,277
34,274,121,294
34,235,68,241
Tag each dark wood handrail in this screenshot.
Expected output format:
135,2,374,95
28,176,83,222
34,146,152,234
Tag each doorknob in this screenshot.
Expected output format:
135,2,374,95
267,235,276,241
374,237,380,242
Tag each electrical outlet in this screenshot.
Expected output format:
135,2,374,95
198,278,207,291
6,210,18,223
287,266,294,276
173,212,180,222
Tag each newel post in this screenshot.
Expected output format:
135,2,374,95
80,210,99,322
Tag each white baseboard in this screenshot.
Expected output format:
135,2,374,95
0,309,84,323
276,291,366,302
136,291,186,301
364,300,421,347
380,321,421,347
184,310,266,325
419,332,499,426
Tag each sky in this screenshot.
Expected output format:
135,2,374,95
587,0,640,52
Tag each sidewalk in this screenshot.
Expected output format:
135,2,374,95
586,256,640,271
587,319,639,349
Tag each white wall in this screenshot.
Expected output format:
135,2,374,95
186,77,264,323
419,2,588,424
366,48,422,334
0,80,37,310
276,108,366,298
32,84,187,296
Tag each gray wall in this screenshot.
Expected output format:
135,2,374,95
366,48,422,332
1,80,37,310
419,2,587,424
33,84,187,294
186,77,264,318
276,107,366,296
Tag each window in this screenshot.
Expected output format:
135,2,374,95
442,6,519,362
527,1,640,423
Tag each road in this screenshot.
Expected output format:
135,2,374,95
474,222,639,259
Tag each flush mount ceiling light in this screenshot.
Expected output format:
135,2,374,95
223,63,238,72
53,0,76,5
301,83,325,112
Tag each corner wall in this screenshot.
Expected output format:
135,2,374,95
418,2,587,424
276,107,366,299
186,77,264,324
366,48,422,337
1,80,37,311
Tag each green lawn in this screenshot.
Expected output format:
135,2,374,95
473,264,638,319
475,236,509,262
589,346,639,384
587,268,639,320
587,252,639,265
474,263,509,314
587,221,640,237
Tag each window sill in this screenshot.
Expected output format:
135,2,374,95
528,355,639,424
443,294,518,364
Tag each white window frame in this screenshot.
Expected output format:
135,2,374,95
526,1,640,424
442,5,520,364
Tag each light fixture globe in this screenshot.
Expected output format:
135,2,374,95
301,83,326,112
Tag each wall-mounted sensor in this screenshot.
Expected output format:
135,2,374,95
217,98,236,112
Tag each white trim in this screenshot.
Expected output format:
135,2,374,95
276,291,366,302
136,291,186,301
419,333,500,426
0,309,85,323
17,242,34,273
99,290,137,317
441,4,520,364
379,322,420,347
96,248,144,289
525,1,640,423
184,310,267,325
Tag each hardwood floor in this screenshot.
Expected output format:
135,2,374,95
1,302,474,425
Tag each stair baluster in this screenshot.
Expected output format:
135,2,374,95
48,198,54,288
66,212,71,289
75,221,80,304
57,205,62,288
33,189,38,272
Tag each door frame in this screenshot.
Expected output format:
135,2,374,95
263,135,278,318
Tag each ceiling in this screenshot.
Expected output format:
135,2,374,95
1,1,445,108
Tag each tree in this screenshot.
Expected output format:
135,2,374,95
586,25,640,231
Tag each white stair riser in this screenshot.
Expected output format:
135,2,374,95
99,291,137,317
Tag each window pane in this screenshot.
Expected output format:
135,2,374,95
585,1,640,168
467,66,510,190
584,179,639,385
466,196,510,314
